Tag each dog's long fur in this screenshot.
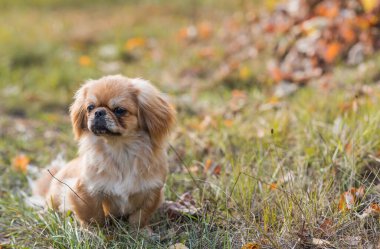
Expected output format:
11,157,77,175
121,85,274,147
32,75,175,227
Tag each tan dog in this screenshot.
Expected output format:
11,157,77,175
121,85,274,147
32,75,175,228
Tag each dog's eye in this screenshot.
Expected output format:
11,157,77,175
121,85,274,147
114,107,127,116
87,104,95,112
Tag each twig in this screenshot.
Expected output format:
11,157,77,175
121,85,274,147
47,169,89,206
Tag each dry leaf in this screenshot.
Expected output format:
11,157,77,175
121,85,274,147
164,192,200,219
338,186,365,211
78,55,92,67
269,65,284,82
213,164,221,175
319,218,334,235
269,182,278,191
239,66,251,80
241,242,260,249
324,42,342,63
338,191,355,211
357,203,380,219
340,25,356,43
224,119,234,127
124,37,146,51
197,22,213,39
12,154,30,173
203,159,222,176
204,159,212,173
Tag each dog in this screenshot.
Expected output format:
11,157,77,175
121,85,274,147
31,75,175,228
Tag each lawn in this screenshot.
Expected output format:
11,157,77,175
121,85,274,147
0,0,379,248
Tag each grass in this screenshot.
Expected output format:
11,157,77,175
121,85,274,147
0,0,379,248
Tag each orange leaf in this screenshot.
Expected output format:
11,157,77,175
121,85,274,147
204,159,212,173
12,155,30,173
324,42,342,63
338,191,355,211
213,165,221,175
78,55,92,67
269,66,283,82
269,182,277,191
241,242,260,249
197,22,213,39
224,119,234,127
340,25,356,43
370,203,380,213
315,3,339,18
124,37,146,51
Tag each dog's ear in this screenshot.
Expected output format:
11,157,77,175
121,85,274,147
135,79,175,148
70,85,88,140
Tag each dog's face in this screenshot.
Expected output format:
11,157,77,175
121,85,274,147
70,75,175,146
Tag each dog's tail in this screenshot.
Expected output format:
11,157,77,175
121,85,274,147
25,154,66,208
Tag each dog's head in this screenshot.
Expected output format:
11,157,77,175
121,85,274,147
70,75,175,147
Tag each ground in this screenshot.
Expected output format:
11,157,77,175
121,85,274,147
0,0,379,248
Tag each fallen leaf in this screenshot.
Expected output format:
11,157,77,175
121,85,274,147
177,26,197,41
213,164,221,175
357,203,380,219
224,119,234,127
338,186,365,211
241,242,260,249
78,55,92,67
370,203,380,212
203,159,221,176
12,154,30,173
204,159,212,173
338,191,355,211
197,22,213,39
315,2,339,18
269,182,277,191
164,192,200,219
319,218,334,235
124,37,146,51
340,25,356,43
269,65,284,82
324,42,342,63
239,66,251,81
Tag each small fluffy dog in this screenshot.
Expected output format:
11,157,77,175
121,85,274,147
32,75,175,228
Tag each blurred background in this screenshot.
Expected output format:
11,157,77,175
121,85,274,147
1,0,380,248
0,0,379,115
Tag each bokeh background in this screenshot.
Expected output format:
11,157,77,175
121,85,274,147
1,0,380,248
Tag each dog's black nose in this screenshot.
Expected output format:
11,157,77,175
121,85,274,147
95,109,106,118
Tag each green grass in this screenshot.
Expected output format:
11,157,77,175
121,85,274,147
0,1,379,248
